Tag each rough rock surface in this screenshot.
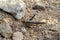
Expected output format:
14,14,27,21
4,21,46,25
0,19,12,38
0,0,26,19
13,31,23,40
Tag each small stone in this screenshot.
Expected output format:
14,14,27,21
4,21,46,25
20,27,27,33
34,0,40,2
0,37,2,40
35,0,46,7
0,19,12,38
40,19,47,23
3,18,13,25
0,0,26,19
13,31,23,40
47,17,58,25
45,30,59,40
3,38,11,40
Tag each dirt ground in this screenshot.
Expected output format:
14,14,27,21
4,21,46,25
0,0,60,40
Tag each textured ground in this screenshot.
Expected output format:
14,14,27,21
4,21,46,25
0,0,60,40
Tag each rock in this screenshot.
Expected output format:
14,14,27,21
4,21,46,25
20,27,27,33
3,18,13,25
0,36,2,40
32,0,46,11
44,30,59,40
3,38,11,40
0,0,26,19
13,31,23,40
47,17,58,25
34,0,47,7
0,19,12,38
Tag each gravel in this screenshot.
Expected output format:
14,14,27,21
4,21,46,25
0,0,60,40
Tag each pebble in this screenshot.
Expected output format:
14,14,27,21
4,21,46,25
0,0,26,19
3,38,11,40
13,31,23,40
47,17,58,25
20,27,27,33
0,19,12,38
3,18,13,25
32,0,46,11
35,0,46,7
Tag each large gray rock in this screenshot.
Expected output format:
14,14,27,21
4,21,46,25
0,0,26,19
0,19,12,38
